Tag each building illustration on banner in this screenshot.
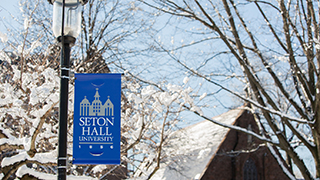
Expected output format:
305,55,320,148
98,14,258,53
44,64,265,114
80,88,114,116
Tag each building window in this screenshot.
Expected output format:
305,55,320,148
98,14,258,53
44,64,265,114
243,158,258,180
93,102,101,113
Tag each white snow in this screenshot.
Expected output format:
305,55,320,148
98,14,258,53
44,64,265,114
92,165,107,173
199,92,207,100
16,165,98,180
0,31,8,43
183,77,190,84
17,165,56,180
267,143,296,180
24,17,31,30
1,151,57,167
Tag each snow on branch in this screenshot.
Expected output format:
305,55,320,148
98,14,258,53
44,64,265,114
266,143,296,180
1,151,56,168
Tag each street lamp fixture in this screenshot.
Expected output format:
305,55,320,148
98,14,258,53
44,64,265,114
47,0,88,179
49,0,87,41
52,0,82,39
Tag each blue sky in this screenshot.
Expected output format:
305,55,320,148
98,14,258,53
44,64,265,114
0,0,20,33
1,1,18,11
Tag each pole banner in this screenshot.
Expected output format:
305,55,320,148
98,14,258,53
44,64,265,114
73,73,121,164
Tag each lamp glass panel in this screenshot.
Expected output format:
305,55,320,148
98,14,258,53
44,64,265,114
52,0,82,38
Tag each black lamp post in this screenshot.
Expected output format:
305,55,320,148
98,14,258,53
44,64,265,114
47,0,87,179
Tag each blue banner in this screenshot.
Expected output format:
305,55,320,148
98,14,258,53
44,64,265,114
73,73,121,164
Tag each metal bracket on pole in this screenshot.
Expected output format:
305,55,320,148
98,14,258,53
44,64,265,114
61,76,70,79
61,67,70,71
57,166,67,169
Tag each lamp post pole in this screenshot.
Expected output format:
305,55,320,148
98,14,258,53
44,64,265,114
47,0,87,179
57,36,75,180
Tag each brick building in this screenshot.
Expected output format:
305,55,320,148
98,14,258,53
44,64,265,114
150,105,291,180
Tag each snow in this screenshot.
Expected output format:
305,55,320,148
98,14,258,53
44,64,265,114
199,92,207,100
183,77,190,84
0,31,8,43
152,101,163,113
16,165,56,180
267,143,295,180
190,105,203,116
147,108,243,180
0,49,64,178
16,165,98,180
92,165,107,173
0,128,25,148
166,83,182,92
24,17,31,30
1,151,57,167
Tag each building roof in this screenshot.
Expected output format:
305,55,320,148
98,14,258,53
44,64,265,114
150,108,244,180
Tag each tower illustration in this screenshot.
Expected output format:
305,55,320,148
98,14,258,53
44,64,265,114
79,88,114,116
